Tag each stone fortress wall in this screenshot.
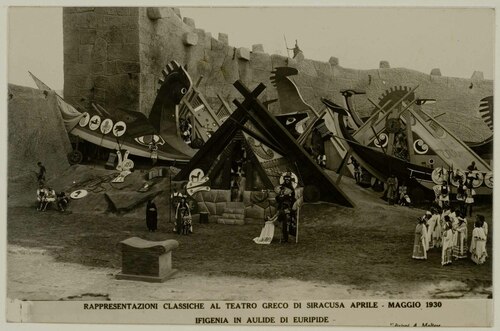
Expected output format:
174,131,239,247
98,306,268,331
63,7,493,143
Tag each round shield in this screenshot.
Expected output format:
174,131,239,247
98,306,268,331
484,172,493,189
374,133,388,148
100,118,113,135
431,167,448,185
70,189,88,199
449,169,466,187
279,171,298,189
467,171,484,188
78,112,90,127
113,121,127,137
89,115,101,131
413,139,429,155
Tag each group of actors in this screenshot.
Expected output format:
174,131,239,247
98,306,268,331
35,162,69,212
412,205,488,266
145,194,193,235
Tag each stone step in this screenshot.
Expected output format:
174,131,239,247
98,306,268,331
217,218,245,225
225,202,245,209
220,213,245,220
223,207,245,215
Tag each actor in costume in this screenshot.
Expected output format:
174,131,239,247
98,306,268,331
174,196,192,235
452,213,468,259
438,181,450,208
56,191,69,212
464,187,476,217
470,220,487,265
385,174,398,205
412,217,428,260
431,207,442,248
275,172,296,244
476,214,488,239
424,210,436,250
36,183,48,211
441,216,454,266
146,199,158,232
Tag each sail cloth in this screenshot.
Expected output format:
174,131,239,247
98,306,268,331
56,97,84,132
29,71,84,132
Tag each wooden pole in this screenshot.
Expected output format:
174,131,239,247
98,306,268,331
295,209,299,244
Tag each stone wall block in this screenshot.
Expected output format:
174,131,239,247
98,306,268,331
79,29,97,45
249,52,272,71
183,32,198,46
75,12,97,29
172,8,181,18
270,54,287,68
236,47,250,61
78,44,94,63
103,26,124,44
218,33,228,45
183,16,196,28
115,7,131,16
93,37,107,62
116,60,141,73
252,44,264,53
211,37,225,51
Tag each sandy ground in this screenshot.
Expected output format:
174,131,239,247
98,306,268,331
7,243,490,301
7,167,492,301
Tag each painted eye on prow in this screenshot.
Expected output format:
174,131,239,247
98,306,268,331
180,87,187,95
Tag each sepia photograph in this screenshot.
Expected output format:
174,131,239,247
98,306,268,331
2,1,497,328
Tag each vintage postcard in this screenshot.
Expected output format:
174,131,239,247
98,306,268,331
2,1,497,329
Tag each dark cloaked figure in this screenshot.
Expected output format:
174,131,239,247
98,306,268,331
37,161,46,184
275,174,296,243
146,199,158,232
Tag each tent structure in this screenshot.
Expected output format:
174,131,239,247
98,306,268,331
175,81,355,208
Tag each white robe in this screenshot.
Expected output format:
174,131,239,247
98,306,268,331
426,215,438,249
431,214,442,246
470,227,487,264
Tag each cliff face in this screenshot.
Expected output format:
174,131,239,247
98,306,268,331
63,7,493,143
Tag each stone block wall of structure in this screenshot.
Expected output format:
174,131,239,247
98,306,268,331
63,7,141,113
63,7,493,142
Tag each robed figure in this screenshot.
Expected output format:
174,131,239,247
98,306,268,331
146,199,158,232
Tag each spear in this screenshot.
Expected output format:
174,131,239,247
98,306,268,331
284,34,291,58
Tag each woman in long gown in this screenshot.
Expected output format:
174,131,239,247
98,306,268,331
476,214,488,239
431,208,442,248
412,217,427,260
253,214,277,244
146,199,158,232
441,216,453,266
424,210,436,250
452,213,468,259
470,220,488,265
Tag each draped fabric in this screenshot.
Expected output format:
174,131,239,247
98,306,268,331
253,221,276,244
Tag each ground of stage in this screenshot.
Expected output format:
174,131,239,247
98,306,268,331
7,176,492,301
